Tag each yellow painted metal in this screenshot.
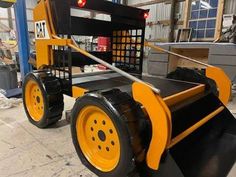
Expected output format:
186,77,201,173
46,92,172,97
163,84,205,106
206,66,231,105
72,86,88,98
168,106,225,148
33,0,52,68
25,79,44,121
33,1,53,38
132,81,225,171
1,0,16,2
76,106,121,172
35,39,69,68
132,82,172,170
33,0,69,69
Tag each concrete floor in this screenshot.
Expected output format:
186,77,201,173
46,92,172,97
0,93,236,177
0,96,96,177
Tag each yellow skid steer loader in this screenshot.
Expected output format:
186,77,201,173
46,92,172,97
22,0,236,176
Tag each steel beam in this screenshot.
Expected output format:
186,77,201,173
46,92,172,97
14,0,32,79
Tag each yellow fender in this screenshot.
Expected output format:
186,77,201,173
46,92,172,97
132,82,172,170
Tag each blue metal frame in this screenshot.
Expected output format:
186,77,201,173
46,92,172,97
14,0,32,79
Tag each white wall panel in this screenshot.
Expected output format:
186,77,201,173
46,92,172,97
0,8,8,18
126,1,174,40
224,0,236,15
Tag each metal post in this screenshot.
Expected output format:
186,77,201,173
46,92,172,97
14,0,32,79
169,0,176,42
7,8,13,29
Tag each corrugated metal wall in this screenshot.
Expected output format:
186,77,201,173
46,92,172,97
129,0,236,41
224,0,236,14
142,3,171,40
25,0,37,32
0,0,37,40
128,0,185,41
0,7,11,40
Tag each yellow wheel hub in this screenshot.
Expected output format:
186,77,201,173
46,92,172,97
76,106,121,172
25,80,44,121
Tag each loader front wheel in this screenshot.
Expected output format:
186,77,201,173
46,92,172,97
23,72,64,128
71,89,145,177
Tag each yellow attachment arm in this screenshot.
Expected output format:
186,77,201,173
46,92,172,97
132,82,172,170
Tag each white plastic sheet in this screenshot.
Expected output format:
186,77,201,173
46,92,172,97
0,89,22,110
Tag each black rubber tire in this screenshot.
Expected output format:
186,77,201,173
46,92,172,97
167,67,218,96
71,89,145,177
23,71,64,128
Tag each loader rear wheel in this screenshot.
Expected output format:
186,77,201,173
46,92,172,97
71,89,145,177
23,72,64,128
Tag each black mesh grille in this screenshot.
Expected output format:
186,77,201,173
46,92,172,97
51,44,72,95
112,29,144,74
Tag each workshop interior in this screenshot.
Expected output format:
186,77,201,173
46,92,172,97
0,0,236,177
